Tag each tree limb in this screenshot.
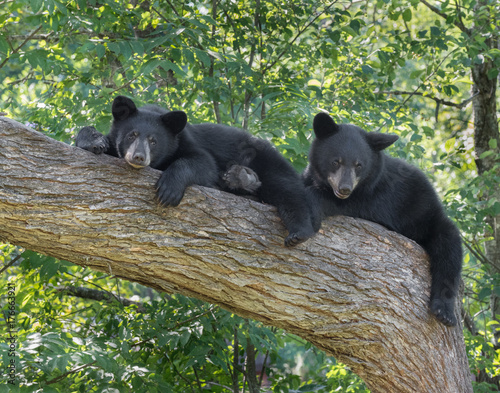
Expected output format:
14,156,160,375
0,117,472,392
0,25,43,70
56,286,146,312
263,0,339,74
419,0,471,35
376,90,477,109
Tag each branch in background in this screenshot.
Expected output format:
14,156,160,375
164,0,181,17
232,327,240,393
46,361,98,385
0,254,21,274
57,286,146,312
377,90,476,109
245,337,259,393
210,0,222,124
460,236,492,267
377,90,477,121
263,0,339,74
151,6,204,52
0,25,43,70
419,0,471,35
461,306,479,336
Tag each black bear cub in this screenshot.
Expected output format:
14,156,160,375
303,113,462,326
75,96,315,246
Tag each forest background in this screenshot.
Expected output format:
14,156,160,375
0,0,499,392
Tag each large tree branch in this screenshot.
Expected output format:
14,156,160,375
0,117,472,392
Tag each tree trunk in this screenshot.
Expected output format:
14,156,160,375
0,117,472,392
471,0,500,347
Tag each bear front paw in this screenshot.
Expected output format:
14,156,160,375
156,174,186,207
75,126,109,155
430,297,457,327
284,227,315,247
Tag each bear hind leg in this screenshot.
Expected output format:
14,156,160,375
425,219,463,326
222,165,262,194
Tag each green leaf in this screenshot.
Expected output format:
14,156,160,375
195,48,211,67
307,79,322,87
96,44,106,59
341,26,358,37
361,64,374,74
430,26,440,37
422,126,434,137
160,60,186,76
119,41,132,60
180,329,191,346
487,67,499,80
0,35,9,55
140,58,162,75
107,42,120,55
410,69,425,79
488,138,498,149
410,133,422,142
445,137,456,153
328,30,341,43
478,286,492,301
130,41,144,57
30,0,43,13
479,150,494,159
207,49,223,62
40,260,59,279
418,29,428,38
349,19,361,35
402,9,412,22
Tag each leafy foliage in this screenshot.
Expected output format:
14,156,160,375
1,0,500,391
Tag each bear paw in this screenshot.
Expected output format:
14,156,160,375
156,172,186,207
284,228,315,247
223,165,261,194
75,126,109,155
430,297,457,327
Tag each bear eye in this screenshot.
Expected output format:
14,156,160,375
148,136,157,146
128,132,138,141
355,162,362,169
332,160,340,169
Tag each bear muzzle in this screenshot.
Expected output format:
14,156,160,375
327,170,357,199
124,139,151,168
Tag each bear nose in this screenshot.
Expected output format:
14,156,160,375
339,186,351,195
133,153,145,163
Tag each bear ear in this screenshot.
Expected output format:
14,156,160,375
366,133,399,151
161,111,188,135
112,96,138,121
313,112,339,139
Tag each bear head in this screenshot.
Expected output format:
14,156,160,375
309,112,398,199
110,96,187,169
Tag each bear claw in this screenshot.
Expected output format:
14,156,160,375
430,298,457,327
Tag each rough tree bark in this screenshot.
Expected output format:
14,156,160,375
470,0,500,350
0,117,472,392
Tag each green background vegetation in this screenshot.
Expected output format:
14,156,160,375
1,0,499,391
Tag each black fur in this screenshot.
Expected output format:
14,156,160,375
303,112,462,326
76,96,315,247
